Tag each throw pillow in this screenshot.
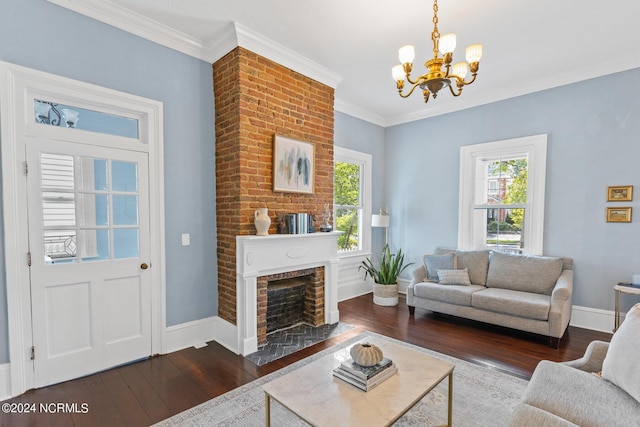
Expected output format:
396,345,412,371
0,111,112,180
602,303,640,403
434,247,491,285
423,253,457,282
437,268,471,285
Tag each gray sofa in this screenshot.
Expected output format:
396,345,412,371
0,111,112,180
509,304,640,426
407,248,573,348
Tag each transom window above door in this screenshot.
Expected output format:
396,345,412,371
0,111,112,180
34,99,139,138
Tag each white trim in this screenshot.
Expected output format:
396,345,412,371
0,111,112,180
0,61,166,396
211,316,239,354
232,23,342,89
0,364,10,401
45,1,343,90
334,147,373,257
162,317,217,355
46,0,212,62
570,305,616,334
458,134,547,255
334,98,386,127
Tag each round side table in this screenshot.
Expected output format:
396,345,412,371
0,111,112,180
613,284,640,332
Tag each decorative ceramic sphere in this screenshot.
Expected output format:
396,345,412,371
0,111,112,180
350,343,384,367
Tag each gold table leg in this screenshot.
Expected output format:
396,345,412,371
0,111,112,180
265,393,271,427
447,371,453,427
614,288,620,332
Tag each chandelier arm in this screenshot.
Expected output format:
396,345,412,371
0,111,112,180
449,83,463,97
398,82,423,99
405,73,425,86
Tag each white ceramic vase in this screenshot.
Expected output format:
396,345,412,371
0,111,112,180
254,208,271,236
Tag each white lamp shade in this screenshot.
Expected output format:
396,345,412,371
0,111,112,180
465,44,483,63
451,62,468,79
372,214,390,228
392,64,405,81
398,45,415,64
439,33,457,54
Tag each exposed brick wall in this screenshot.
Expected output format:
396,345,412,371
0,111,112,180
214,47,335,325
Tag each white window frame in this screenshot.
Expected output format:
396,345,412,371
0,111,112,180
458,134,547,255
334,147,372,258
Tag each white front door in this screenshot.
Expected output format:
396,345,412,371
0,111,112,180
26,139,151,387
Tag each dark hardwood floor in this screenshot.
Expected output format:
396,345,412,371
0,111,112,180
1,294,611,427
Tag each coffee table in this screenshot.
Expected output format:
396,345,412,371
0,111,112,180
263,337,454,426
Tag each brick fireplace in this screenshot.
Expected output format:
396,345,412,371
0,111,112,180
258,267,324,345
213,46,337,355
235,233,340,355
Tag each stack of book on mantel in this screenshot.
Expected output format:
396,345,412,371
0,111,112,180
332,357,397,391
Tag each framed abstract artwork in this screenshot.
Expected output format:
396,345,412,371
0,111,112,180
273,135,315,194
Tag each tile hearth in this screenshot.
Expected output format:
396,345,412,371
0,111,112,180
245,322,354,366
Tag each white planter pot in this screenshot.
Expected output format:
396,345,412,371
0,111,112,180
373,283,399,306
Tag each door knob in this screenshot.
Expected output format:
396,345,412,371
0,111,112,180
140,263,149,270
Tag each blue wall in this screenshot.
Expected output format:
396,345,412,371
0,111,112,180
0,0,217,363
334,112,386,256
385,67,640,312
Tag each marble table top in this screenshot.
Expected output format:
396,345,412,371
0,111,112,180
263,336,455,426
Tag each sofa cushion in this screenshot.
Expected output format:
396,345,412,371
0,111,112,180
486,252,563,295
434,247,490,286
602,303,640,404
437,268,471,286
413,282,485,306
508,404,579,427
517,360,640,427
472,288,551,320
423,253,456,282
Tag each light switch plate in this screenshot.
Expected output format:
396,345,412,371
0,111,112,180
181,233,190,246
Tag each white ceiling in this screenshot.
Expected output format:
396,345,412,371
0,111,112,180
50,0,640,127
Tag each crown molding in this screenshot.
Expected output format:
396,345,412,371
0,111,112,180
334,98,386,127
46,0,212,62
46,0,342,89
229,23,342,89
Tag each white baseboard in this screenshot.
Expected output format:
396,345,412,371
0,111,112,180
211,316,239,354
338,280,372,301
162,316,217,354
0,363,10,402
570,305,615,333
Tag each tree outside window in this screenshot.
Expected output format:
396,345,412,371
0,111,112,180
334,162,361,251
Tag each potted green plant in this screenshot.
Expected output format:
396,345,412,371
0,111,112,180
359,244,413,306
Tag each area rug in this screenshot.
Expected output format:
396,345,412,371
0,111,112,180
154,332,527,427
245,322,355,366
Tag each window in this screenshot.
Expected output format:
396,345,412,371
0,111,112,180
334,147,372,255
458,135,547,255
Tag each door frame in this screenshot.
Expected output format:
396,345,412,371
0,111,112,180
0,61,166,396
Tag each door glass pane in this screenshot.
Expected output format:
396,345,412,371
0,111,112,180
42,192,76,227
77,194,109,226
112,161,138,192
34,99,139,138
114,229,139,259
76,157,108,192
44,230,77,264
113,195,138,225
79,229,110,261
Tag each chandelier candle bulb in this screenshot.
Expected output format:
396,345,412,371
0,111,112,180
452,62,468,79
438,33,456,54
465,44,483,63
398,44,416,65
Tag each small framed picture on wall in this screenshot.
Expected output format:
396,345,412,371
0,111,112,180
607,185,633,202
606,207,632,223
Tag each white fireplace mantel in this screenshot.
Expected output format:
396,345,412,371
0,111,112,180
231,232,341,356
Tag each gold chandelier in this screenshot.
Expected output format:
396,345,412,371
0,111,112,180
392,0,482,104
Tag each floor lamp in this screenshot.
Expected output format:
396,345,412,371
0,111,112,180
372,208,390,247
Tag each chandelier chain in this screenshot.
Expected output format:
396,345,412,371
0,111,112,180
431,0,440,56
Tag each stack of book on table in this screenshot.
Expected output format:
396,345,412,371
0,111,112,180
332,357,397,391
